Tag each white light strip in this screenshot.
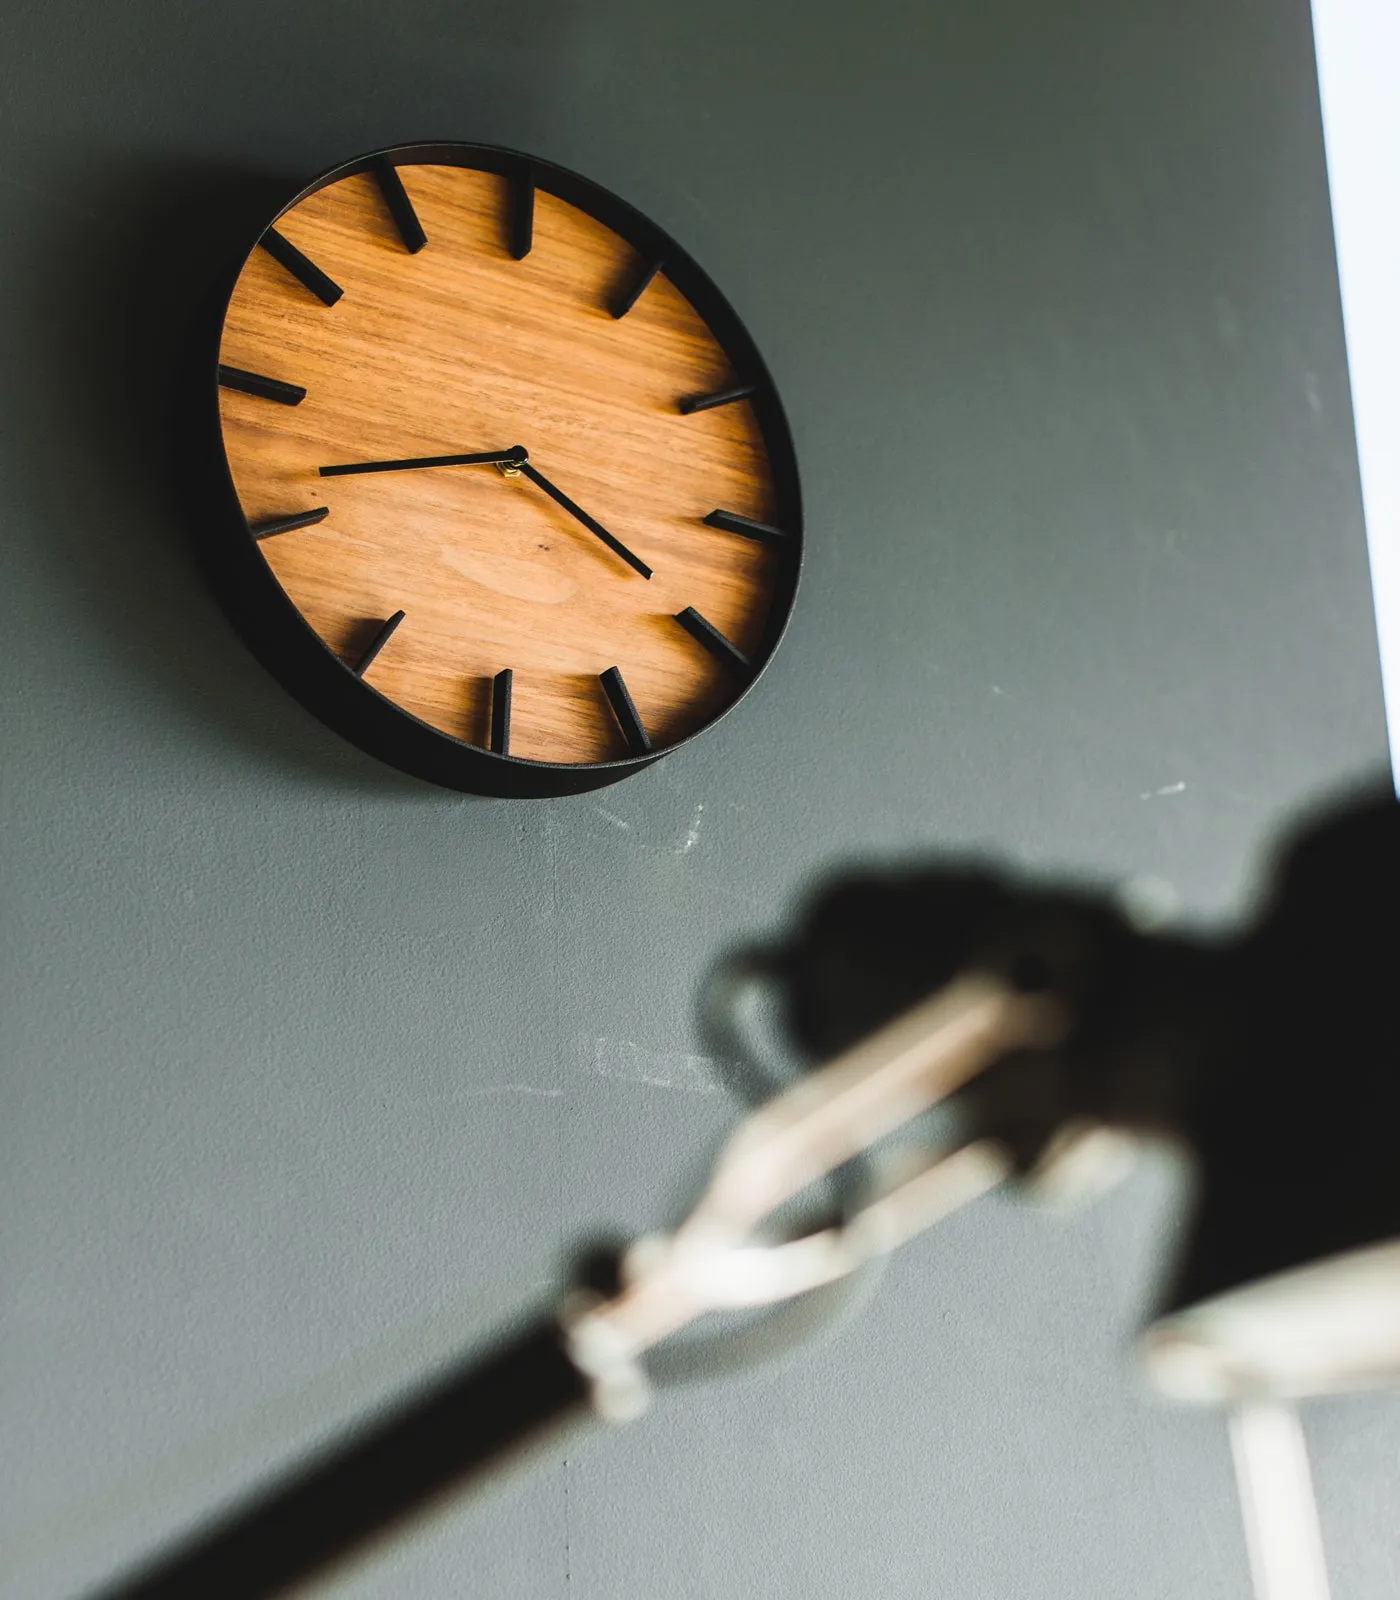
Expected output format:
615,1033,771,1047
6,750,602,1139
1229,1403,1332,1600
1310,0,1400,788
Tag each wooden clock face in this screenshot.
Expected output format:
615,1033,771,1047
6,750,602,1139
210,144,801,796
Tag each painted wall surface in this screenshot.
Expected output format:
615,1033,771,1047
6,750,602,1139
2,1,1395,1595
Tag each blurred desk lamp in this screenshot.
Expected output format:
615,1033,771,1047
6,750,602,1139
104,795,1400,1600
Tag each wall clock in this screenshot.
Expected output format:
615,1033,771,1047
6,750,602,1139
203,142,801,797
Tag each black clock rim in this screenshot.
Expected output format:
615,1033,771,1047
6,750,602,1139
199,140,804,800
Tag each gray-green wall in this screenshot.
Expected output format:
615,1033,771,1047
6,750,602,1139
3,0,1395,1595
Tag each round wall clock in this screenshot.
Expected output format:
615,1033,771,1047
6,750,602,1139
203,142,801,797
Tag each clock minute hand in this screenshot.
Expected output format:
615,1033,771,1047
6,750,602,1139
318,447,527,478
515,460,653,580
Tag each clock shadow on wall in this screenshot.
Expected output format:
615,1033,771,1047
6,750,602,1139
15,154,433,798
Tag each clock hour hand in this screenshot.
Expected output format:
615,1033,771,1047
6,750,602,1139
514,460,653,580
319,447,527,477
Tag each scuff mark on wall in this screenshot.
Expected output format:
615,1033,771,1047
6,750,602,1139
591,1037,719,1095
678,802,704,854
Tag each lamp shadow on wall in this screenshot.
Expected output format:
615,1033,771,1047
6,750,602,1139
20,152,453,800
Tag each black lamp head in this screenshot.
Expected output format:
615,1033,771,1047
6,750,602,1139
1144,794,1400,1399
774,792,1400,1402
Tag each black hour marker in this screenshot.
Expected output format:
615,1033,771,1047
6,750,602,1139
490,668,513,755
675,607,750,673
258,228,344,306
608,255,663,319
249,506,330,540
508,167,534,260
371,160,427,253
678,384,756,415
218,365,306,406
703,509,788,544
600,667,652,756
353,610,405,677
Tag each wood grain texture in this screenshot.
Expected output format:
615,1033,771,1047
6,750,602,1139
218,163,781,765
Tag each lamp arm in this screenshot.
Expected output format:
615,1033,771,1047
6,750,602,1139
98,1312,627,1600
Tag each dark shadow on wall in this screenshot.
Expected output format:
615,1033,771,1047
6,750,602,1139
10,153,458,799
